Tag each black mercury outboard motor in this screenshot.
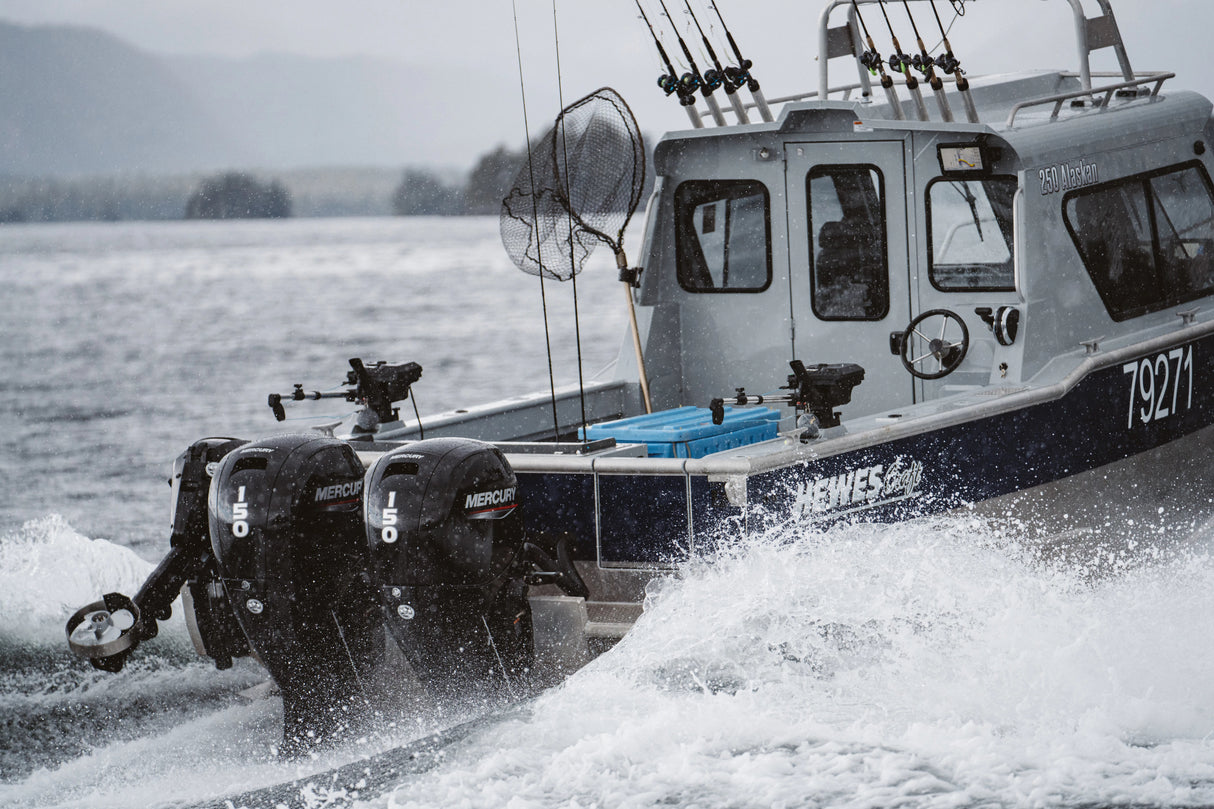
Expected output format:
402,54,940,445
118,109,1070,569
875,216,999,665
174,439,253,670
364,439,534,704
208,433,382,752
66,437,247,673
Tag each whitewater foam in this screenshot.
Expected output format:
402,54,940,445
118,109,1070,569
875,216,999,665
6,514,1214,808
0,515,155,644
368,517,1214,809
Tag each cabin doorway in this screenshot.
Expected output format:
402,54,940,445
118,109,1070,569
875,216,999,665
785,139,915,416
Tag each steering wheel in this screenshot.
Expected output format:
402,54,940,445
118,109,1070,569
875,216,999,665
899,309,970,379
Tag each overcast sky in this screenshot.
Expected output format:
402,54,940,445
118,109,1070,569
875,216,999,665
0,0,1210,163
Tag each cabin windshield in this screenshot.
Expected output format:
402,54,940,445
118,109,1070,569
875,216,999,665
927,177,1017,291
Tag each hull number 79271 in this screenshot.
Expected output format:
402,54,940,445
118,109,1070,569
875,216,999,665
1123,345,1194,429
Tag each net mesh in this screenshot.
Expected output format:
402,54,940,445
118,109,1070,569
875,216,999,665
500,87,646,281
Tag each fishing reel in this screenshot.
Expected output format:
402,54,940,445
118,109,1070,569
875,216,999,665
658,72,700,107
710,360,866,436
677,72,702,103
859,49,884,76
888,51,913,75
701,68,724,93
722,62,752,92
912,51,935,78
268,357,422,428
934,52,963,76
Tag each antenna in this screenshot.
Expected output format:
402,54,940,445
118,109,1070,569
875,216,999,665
511,0,562,441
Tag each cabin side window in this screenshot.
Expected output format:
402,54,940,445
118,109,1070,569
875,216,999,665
927,177,1017,291
807,165,889,320
674,180,772,293
1064,162,1214,321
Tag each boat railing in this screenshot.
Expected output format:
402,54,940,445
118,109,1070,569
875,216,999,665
1064,0,1134,92
812,0,1141,124
816,0,869,105
1004,71,1174,129
755,82,868,108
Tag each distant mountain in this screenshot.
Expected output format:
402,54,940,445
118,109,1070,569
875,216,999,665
0,20,491,177
0,21,249,175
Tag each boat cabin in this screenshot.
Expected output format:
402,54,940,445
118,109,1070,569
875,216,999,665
379,0,1214,448
628,45,1214,425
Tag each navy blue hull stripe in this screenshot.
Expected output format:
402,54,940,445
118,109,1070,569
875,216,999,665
520,333,1214,564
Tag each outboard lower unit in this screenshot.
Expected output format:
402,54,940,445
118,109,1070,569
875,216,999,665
364,439,534,703
66,437,247,672
208,434,383,750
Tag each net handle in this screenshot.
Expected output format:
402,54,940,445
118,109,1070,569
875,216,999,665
617,250,653,414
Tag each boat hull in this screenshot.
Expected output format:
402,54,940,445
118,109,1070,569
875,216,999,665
517,329,1214,577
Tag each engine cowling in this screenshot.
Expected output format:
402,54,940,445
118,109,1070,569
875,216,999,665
364,438,533,702
172,437,250,671
208,433,382,751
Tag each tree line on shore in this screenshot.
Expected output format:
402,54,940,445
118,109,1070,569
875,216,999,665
0,139,652,223
184,173,291,219
177,145,527,220
392,144,525,216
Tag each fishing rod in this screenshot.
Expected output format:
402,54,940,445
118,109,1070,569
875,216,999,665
655,0,727,126
635,0,704,127
850,0,904,120
901,0,953,121
708,1,773,122
929,0,979,122
684,0,749,124
876,0,929,121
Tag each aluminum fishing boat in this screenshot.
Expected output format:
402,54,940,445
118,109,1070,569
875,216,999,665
67,0,1214,749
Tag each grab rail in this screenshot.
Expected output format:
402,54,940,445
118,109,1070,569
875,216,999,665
1004,71,1173,128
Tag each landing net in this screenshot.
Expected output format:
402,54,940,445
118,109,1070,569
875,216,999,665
500,87,646,280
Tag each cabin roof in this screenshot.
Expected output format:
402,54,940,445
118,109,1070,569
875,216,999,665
654,69,1213,175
